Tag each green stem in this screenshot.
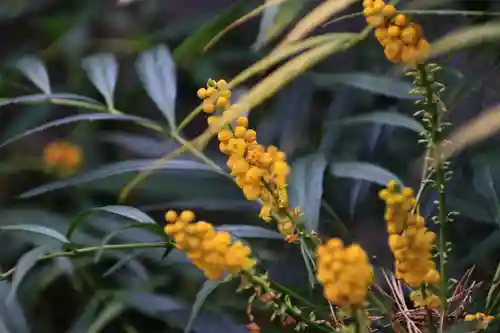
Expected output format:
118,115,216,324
0,241,170,281
417,64,448,309
244,272,336,333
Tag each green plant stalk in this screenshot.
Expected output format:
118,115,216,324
0,241,170,281
244,272,336,333
417,64,448,309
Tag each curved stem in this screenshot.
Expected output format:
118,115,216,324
0,241,170,281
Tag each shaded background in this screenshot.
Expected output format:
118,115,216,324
1,0,500,332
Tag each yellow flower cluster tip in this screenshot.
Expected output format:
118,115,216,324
409,290,441,309
465,312,495,324
316,238,373,309
43,141,83,176
379,180,441,307
363,0,430,66
196,79,295,237
164,210,256,280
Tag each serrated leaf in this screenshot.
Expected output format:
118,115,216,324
430,21,500,59
15,56,51,94
274,0,358,50
184,279,227,333
0,113,160,148
82,53,118,109
216,225,282,239
311,72,418,100
0,225,70,244
6,244,57,305
87,301,125,333
198,37,359,150
174,0,250,66
333,111,425,133
253,0,303,50
330,162,403,187
19,159,219,199
136,45,177,128
288,153,327,231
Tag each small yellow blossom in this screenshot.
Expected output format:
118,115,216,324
164,210,256,279
379,181,440,289
43,141,83,176
363,0,430,66
195,79,296,237
316,238,373,309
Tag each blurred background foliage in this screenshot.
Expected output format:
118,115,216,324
1,0,500,332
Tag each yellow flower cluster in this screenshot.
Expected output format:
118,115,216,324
409,290,441,309
43,141,83,177
196,79,295,237
379,181,441,308
363,0,430,66
164,210,256,280
465,312,495,324
316,238,373,309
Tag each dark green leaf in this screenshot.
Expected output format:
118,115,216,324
19,159,220,199
0,113,160,148
300,240,316,289
216,225,282,239
83,53,119,108
472,161,500,224
330,162,403,186
127,292,185,318
0,225,70,244
334,111,425,133
0,281,28,333
310,72,418,100
15,56,51,94
458,230,500,269
0,93,102,109
6,244,58,305
94,223,165,263
184,279,227,333
67,297,101,333
87,301,126,333
443,321,476,333
288,153,327,231
172,0,249,68
67,205,158,240
136,45,176,128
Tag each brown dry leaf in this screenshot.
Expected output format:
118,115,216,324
430,21,500,59
430,103,500,166
274,0,359,51
204,0,288,52
193,36,359,151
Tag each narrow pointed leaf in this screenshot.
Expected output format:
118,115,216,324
184,279,227,333
330,162,403,186
87,301,126,333
311,72,417,99
83,53,119,108
7,244,57,305
136,45,177,128
216,225,282,239
334,111,425,133
0,113,160,148
0,225,70,244
288,153,327,231
0,93,102,109
15,56,51,94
